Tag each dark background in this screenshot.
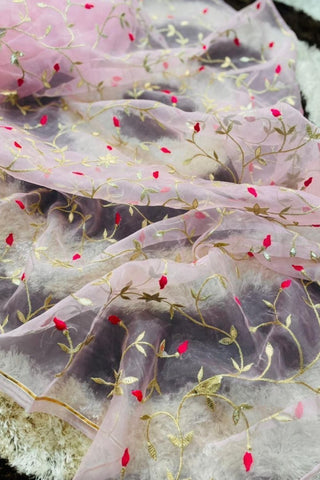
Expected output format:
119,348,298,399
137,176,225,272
0,0,316,478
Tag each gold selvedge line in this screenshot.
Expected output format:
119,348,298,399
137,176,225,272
0,369,99,430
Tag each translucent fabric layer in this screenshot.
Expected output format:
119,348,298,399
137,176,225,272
0,0,319,479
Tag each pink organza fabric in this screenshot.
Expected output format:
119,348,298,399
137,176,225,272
0,0,319,479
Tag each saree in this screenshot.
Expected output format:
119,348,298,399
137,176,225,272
0,0,319,478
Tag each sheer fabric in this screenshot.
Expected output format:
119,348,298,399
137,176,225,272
0,0,319,479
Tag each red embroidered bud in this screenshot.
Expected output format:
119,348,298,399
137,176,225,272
247,251,254,257
202,8,208,14
171,95,178,104
15,200,25,210
243,451,253,472
159,275,167,289
198,66,205,72
72,171,84,175
295,401,303,419
234,296,242,306
14,141,22,149
128,32,135,42
271,108,281,117
17,78,24,87
113,116,120,128
40,115,48,126
106,145,113,150
281,279,291,289
161,89,171,94
304,177,313,187
194,122,200,133
108,315,121,325
84,3,94,9
247,187,257,198
53,63,60,72
115,212,121,225
275,64,281,74
121,448,130,467
269,41,274,48
234,37,240,47
292,265,304,271
160,147,171,154
195,211,206,219
177,340,189,355
0,126,13,130
153,171,159,179
131,390,143,402
53,317,67,331
202,45,207,50
257,2,261,8
263,234,271,248
72,253,81,261
21,273,26,281
5,233,14,247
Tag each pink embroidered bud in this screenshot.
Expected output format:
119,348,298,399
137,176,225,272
160,147,171,154
128,32,135,42
14,141,22,149
15,200,25,210
234,296,242,306
21,273,26,281
84,3,94,9
17,78,24,87
72,171,84,175
281,279,291,289
234,37,240,47
113,116,120,128
304,177,313,187
202,8,208,14
271,108,281,117
53,63,60,72
152,171,159,179
40,115,48,126
202,45,207,50
295,401,303,419
131,390,143,402
5,233,14,247
121,448,130,467
163,62,169,69
159,275,167,289
171,95,178,104
106,145,113,150
247,187,257,198
292,265,304,271
72,253,81,261
263,234,271,248
194,122,200,133
108,315,121,325
115,212,121,225
243,451,253,472
177,340,189,355
195,211,206,219
269,41,274,48
53,317,67,331
275,64,281,74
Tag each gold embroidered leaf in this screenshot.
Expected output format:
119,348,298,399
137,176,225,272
121,376,138,385
195,375,222,395
242,363,254,372
285,314,292,327
57,343,71,354
147,442,157,461
266,342,274,359
167,471,175,480
140,414,151,421
154,380,161,395
206,396,215,410
255,146,261,157
136,344,147,356
232,408,240,425
182,431,193,447
136,331,145,343
262,299,274,309
168,434,182,448
274,413,293,422
230,325,237,340
197,366,204,383
77,297,93,306
240,403,253,410
16,310,26,323
219,337,233,345
231,358,240,371
91,377,109,385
